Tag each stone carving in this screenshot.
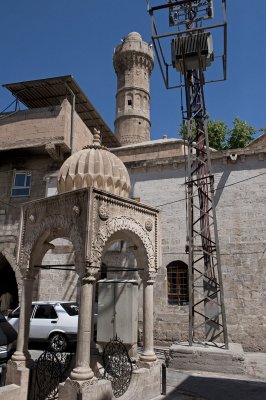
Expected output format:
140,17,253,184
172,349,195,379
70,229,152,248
23,268,37,280
66,376,97,391
81,264,100,284
114,52,154,75
72,205,81,216
145,219,153,232
29,213,36,224
19,208,85,275
91,216,156,272
99,204,109,221
7,359,29,369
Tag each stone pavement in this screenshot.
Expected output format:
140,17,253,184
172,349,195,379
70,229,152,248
151,346,266,400
153,369,266,400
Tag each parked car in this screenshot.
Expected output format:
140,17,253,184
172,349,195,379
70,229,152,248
0,312,17,362
7,301,79,352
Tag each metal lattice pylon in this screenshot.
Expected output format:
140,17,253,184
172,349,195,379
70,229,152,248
184,67,228,348
147,0,228,348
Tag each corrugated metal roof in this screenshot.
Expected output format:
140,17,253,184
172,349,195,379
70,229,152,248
3,75,120,148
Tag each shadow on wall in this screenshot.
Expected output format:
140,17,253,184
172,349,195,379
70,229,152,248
213,169,231,207
164,374,266,400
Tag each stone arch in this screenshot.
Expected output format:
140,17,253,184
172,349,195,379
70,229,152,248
91,216,156,274
39,237,79,302
166,260,189,306
117,92,124,112
135,93,141,109
126,93,133,108
20,214,85,276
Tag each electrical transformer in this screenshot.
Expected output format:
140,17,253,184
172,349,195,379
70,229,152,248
171,32,214,72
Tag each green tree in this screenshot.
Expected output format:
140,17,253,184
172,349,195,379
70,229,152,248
207,119,228,150
177,117,257,150
226,117,256,149
177,118,228,150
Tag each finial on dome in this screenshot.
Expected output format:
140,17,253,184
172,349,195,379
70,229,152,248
93,128,101,146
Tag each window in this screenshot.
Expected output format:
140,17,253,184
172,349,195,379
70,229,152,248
61,303,79,316
34,305,57,319
167,261,189,305
128,99,132,106
11,171,31,197
8,304,35,319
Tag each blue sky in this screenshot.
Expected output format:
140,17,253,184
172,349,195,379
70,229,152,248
1,1,266,140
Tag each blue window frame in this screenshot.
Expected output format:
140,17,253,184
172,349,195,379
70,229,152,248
11,171,31,197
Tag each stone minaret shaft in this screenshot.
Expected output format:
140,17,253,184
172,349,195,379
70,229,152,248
113,32,154,146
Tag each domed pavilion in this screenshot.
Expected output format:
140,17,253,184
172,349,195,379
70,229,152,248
10,129,161,400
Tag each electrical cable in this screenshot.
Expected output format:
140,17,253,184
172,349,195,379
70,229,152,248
155,170,266,207
0,170,265,210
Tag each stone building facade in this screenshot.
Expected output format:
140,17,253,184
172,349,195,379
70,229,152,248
0,33,265,352
112,140,266,352
0,82,102,310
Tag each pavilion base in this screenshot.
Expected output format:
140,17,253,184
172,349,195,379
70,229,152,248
0,360,31,400
59,378,113,400
59,361,161,400
167,342,246,375
121,360,161,400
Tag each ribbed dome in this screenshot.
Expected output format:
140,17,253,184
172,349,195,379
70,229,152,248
58,130,131,197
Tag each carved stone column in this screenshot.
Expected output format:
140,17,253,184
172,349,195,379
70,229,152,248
140,272,157,362
12,269,35,364
70,270,96,381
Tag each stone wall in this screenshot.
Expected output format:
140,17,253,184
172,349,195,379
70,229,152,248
0,155,57,238
29,140,266,351
111,138,186,163
0,154,60,301
0,99,93,153
112,142,266,351
0,102,93,302
38,238,79,302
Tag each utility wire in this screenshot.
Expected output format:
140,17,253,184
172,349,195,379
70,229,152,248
0,171,265,210
164,250,266,256
155,171,266,208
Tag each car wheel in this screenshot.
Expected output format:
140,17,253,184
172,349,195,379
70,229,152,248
49,333,68,352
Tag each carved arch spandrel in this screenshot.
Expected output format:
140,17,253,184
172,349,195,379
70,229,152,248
90,216,157,273
19,214,85,276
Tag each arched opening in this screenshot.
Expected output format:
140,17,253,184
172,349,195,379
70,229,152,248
9,234,80,352
95,232,148,356
38,237,79,302
0,253,18,313
167,260,189,306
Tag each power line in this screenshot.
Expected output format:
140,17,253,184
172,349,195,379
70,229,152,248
0,171,265,211
164,250,266,256
155,171,266,208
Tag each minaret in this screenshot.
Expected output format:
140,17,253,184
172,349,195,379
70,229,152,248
113,32,154,146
